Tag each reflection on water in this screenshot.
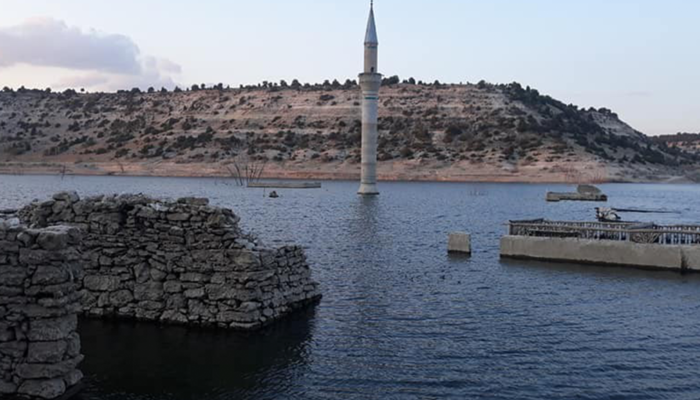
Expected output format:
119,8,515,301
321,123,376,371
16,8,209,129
76,308,318,400
2,175,700,399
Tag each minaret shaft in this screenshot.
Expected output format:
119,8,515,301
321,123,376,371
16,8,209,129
358,3,381,196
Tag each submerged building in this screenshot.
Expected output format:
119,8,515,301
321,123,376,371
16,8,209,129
358,1,381,195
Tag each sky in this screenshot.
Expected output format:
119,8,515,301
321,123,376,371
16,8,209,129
0,0,699,135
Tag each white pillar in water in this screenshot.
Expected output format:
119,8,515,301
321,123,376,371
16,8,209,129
358,1,381,196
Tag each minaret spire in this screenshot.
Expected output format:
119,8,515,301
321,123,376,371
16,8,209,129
365,1,378,45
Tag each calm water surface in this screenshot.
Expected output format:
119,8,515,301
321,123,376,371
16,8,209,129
2,175,700,400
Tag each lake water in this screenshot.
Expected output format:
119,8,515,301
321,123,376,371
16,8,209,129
2,175,700,400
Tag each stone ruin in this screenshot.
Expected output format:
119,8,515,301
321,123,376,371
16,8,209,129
1,223,83,399
1,191,322,399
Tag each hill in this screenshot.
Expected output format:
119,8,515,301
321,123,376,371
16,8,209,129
654,133,700,158
0,80,698,182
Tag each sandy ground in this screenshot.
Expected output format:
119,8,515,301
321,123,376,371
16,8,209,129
0,160,689,183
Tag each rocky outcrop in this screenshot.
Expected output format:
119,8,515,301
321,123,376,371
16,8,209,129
0,221,83,399
20,192,321,330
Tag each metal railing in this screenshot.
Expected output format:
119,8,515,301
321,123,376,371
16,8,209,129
508,219,700,245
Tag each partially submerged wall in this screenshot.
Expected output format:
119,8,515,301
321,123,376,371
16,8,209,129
21,192,321,330
0,222,83,399
501,235,700,271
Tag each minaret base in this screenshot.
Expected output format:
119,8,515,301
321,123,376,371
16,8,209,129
358,183,380,196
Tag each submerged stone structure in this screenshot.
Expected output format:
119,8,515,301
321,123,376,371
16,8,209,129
19,192,322,330
0,222,83,399
0,192,321,398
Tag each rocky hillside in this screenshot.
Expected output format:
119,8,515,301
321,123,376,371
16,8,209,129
654,133,700,157
0,81,698,182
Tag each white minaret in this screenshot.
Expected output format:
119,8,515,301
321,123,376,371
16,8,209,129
358,1,381,195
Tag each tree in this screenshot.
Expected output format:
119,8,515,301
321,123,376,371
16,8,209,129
191,84,200,91
382,75,400,85
408,77,416,85
225,154,268,186
280,80,289,88
174,86,182,93
291,79,301,89
147,87,155,93
160,87,168,93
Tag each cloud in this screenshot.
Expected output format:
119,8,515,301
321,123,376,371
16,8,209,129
0,18,181,91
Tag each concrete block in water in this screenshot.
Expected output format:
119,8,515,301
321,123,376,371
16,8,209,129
546,192,607,202
448,233,471,254
500,235,700,272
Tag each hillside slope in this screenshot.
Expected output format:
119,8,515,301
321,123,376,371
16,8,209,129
0,82,698,182
654,133,700,157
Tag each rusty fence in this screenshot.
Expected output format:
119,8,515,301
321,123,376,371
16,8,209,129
508,219,700,245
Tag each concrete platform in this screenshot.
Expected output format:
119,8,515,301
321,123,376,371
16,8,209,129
248,182,322,189
546,192,608,202
500,235,700,272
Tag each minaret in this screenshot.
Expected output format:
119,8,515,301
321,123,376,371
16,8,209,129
358,1,381,195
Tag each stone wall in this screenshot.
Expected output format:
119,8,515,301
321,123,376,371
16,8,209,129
0,221,83,399
20,192,321,330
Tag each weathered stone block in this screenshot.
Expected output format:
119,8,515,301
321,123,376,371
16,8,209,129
0,340,28,358
0,268,28,287
27,340,68,363
0,241,19,253
134,282,164,301
32,265,71,286
18,378,66,399
163,281,182,293
84,275,121,292
64,369,83,387
181,272,206,283
109,290,134,307
37,226,80,251
65,333,80,358
184,288,205,299
16,355,83,379
27,315,78,341
167,213,190,222
53,191,80,204
0,379,18,395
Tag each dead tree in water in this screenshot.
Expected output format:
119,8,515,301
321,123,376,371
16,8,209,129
225,156,267,186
